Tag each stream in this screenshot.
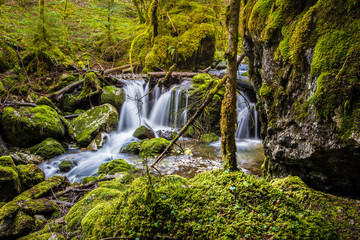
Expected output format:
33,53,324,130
39,65,264,182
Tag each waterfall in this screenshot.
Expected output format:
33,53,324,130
235,92,258,139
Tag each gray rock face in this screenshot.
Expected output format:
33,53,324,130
242,3,360,195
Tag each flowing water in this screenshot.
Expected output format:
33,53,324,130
39,70,264,182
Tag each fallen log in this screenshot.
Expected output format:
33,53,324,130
63,114,81,119
3,101,37,107
150,74,228,169
104,62,141,75
50,80,84,102
148,71,200,78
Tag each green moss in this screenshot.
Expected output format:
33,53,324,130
101,86,125,112
120,142,141,154
133,125,155,140
248,0,274,37
16,164,45,190
1,105,65,147
0,155,16,168
139,137,171,158
29,138,65,159
201,133,219,143
79,72,101,99
98,159,136,175
144,36,177,72
70,104,119,146
57,94,83,113
0,41,18,73
0,166,21,202
52,73,79,92
34,97,59,113
61,170,358,239
58,160,73,172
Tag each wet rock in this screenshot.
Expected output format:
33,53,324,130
0,136,8,156
58,160,73,172
201,133,219,143
101,86,125,112
10,152,43,165
16,164,45,190
56,93,83,113
70,104,119,147
98,159,136,175
133,125,155,140
140,138,171,158
156,130,177,140
215,60,227,70
87,132,107,151
1,105,66,147
0,156,21,202
120,142,141,154
29,138,66,160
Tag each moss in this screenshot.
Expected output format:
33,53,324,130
0,166,21,202
34,97,61,114
0,155,16,168
52,73,79,92
101,86,125,112
79,72,101,99
0,41,18,73
201,133,219,143
57,94,83,113
70,104,119,146
120,142,141,154
98,159,136,175
139,137,171,158
248,0,274,37
29,138,65,159
16,164,45,190
133,125,155,140
58,160,73,172
1,105,65,147
61,170,358,239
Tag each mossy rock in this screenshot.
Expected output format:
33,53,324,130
56,94,83,113
0,41,18,73
86,132,107,151
133,125,155,140
201,133,219,143
101,86,125,112
10,152,43,165
35,97,62,114
1,105,66,147
79,72,101,99
58,160,73,172
0,155,16,168
139,137,171,158
19,232,66,240
70,104,119,147
52,73,80,92
0,199,58,239
120,142,141,154
98,159,136,175
16,164,45,190
0,166,21,202
29,138,66,160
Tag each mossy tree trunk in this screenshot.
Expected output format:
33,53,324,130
149,0,159,44
220,0,240,171
132,0,146,24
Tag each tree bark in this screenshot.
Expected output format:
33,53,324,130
221,0,241,171
150,0,159,44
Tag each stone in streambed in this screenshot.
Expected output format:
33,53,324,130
120,142,141,154
87,132,107,151
139,137,171,158
29,138,66,160
98,159,136,175
70,104,119,147
10,152,43,165
58,160,74,172
133,125,155,140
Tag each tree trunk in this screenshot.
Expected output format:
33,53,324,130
132,0,145,24
220,0,241,171
149,0,159,44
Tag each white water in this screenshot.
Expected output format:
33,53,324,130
39,79,191,182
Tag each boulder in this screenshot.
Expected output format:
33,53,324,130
16,164,45,190
139,138,171,158
156,130,177,140
29,138,66,159
0,156,21,202
10,152,43,165
58,160,73,172
101,86,125,112
1,106,65,147
98,159,136,175
133,125,155,140
87,132,107,151
70,104,119,147
120,142,141,154
35,97,62,114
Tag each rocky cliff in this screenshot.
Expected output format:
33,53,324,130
241,0,360,195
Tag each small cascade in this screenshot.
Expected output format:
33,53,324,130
235,92,259,140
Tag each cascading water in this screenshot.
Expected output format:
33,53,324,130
235,92,259,140
39,79,191,182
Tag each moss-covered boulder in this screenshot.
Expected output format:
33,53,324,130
139,137,171,158
86,132,107,151
0,41,18,73
16,164,45,190
70,104,119,146
98,159,136,175
101,86,125,112
29,138,66,159
58,160,73,172
35,97,62,114
56,94,83,113
201,133,219,143
0,156,21,202
120,142,141,154
1,105,66,147
133,125,155,140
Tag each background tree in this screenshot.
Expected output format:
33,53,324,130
220,0,241,171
